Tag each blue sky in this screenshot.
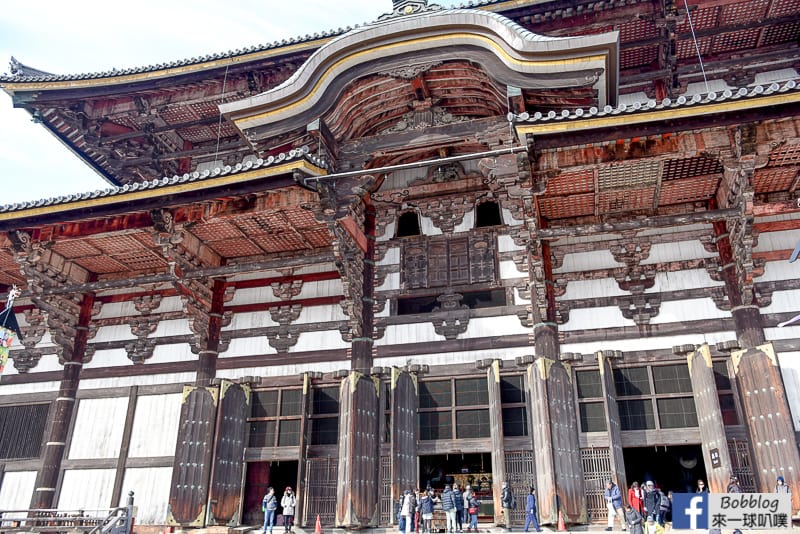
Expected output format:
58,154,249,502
0,0,459,205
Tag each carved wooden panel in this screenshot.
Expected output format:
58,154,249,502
449,238,470,285
687,346,732,494
402,241,428,290
168,385,219,526
469,233,496,283
207,381,251,526
429,241,448,287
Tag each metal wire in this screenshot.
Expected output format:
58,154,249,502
683,0,709,93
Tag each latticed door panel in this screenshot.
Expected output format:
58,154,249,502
581,448,611,522
727,439,756,492
504,451,536,524
380,456,392,525
304,457,338,525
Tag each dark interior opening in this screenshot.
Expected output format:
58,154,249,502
623,444,706,495
397,211,421,237
397,289,506,315
419,453,495,518
475,201,502,227
243,460,299,525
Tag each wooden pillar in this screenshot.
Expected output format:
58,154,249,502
167,384,219,526
335,372,380,528
350,204,376,374
731,343,800,510
597,352,626,500
295,374,312,527
194,280,227,386
687,345,733,494
390,368,417,512
487,360,507,526
207,380,251,526
30,293,94,510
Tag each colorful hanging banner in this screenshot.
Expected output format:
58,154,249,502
0,326,15,374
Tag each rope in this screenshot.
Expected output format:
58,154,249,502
683,0,709,93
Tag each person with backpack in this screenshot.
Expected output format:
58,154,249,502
466,489,480,532
442,485,457,533
262,487,278,534
400,488,417,534
501,481,516,531
453,484,464,532
417,489,434,533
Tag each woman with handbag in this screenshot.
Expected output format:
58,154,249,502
466,490,480,532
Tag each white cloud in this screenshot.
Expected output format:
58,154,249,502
0,0,460,204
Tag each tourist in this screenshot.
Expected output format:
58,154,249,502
775,476,791,494
501,481,516,531
624,504,644,534
262,486,277,534
401,488,417,534
418,490,434,533
604,479,624,531
462,485,472,530
727,476,742,493
524,487,542,533
442,484,457,533
281,486,296,532
628,482,643,514
466,489,480,532
696,479,709,493
642,481,660,522
657,490,671,527
644,516,663,534
453,484,464,532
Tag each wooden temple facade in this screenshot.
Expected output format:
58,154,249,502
1,0,800,528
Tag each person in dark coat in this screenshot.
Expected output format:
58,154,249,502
453,484,464,532
642,481,660,522
501,481,516,531
442,484,457,533
604,479,624,531
262,486,278,534
524,487,541,533
418,490,435,533
624,504,644,534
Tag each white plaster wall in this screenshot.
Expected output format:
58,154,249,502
754,68,799,84
463,316,530,337
296,305,348,324
225,311,278,330
80,373,195,390
555,250,623,273
58,469,116,514
498,234,524,252
375,345,534,369
0,471,36,517
765,325,800,341
560,306,634,331
119,467,172,524
452,210,476,233
649,298,731,324
420,216,443,236
378,220,396,242
757,260,800,282
646,269,723,293
761,289,800,314
94,324,137,343
84,348,131,369
0,382,61,395
378,246,400,266
502,207,523,227
153,319,192,337
499,259,525,279
514,287,530,305
94,301,138,320
561,331,737,356
128,393,182,458
641,240,717,264
378,272,401,291
222,336,276,358
777,351,800,431
754,229,798,252
69,397,129,460
217,360,347,379
2,352,62,376
149,343,197,364
292,330,350,352
559,278,629,300
375,323,441,346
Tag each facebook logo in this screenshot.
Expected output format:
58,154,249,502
673,493,708,529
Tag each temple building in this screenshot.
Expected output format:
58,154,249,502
1,0,800,528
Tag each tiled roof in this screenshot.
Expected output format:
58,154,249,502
512,79,800,125
0,147,327,213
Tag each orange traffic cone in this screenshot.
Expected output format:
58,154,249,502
315,514,323,534
557,510,566,532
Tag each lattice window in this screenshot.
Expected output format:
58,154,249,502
249,388,303,448
0,404,49,459
449,238,470,285
581,448,612,522
762,21,800,46
381,456,393,525
304,457,338,525
505,451,537,525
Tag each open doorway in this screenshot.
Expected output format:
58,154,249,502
623,444,706,494
242,460,299,526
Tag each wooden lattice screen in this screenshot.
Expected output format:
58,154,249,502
581,447,611,523
504,450,537,524
380,455,393,525
727,439,756,492
303,457,338,525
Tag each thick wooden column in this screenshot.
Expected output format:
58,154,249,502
190,280,228,386
167,384,219,526
206,380,251,526
390,368,417,513
30,293,95,509
687,345,733,494
335,372,380,528
528,324,586,525
731,343,800,509
597,352,626,500
295,373,312,527
487,360,507,525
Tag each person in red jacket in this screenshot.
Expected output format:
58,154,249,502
628,482,643,514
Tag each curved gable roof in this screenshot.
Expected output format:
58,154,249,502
220,8,619,142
